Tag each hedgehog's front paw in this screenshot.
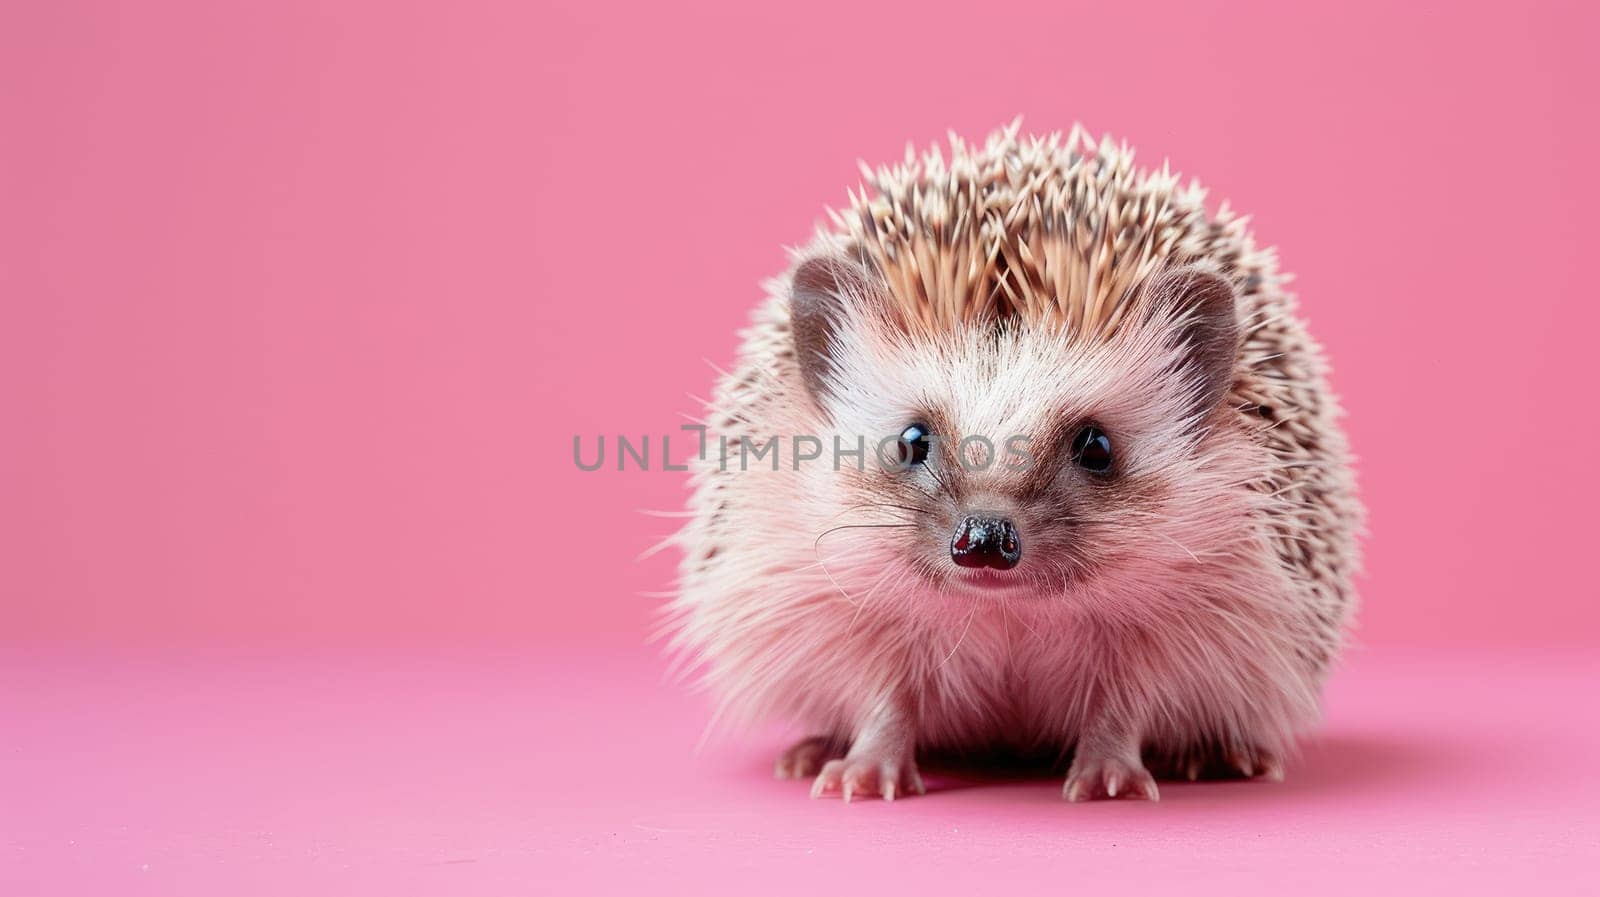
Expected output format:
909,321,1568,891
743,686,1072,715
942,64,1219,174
1064,751,1159,802
809,748,924,802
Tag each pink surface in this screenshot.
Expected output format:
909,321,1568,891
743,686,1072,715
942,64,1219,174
5,0,1600,892
3,647,1598,895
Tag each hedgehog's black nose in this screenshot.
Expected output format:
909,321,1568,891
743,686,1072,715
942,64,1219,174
950,516,1021,570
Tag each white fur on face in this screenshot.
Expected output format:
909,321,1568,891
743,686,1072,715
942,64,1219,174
670,295,1321,759
809,304,1267,602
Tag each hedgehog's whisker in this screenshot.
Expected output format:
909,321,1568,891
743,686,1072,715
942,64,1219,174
936,593,981,671
829,503,924,523
921,460,960,501
813,523,918,543
845,565,902,639
813,522,917,607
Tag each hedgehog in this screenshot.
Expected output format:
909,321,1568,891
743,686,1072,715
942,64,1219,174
666,121,1361,802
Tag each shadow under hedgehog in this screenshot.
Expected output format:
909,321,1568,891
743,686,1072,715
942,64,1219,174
667,122,1361,802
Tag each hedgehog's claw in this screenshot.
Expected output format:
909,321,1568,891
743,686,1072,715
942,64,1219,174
1225,744,1286,782
775,736,840,780
810,752,923,802
1151,743,1288,783
1064,752,1159,802
1259,753,1286,783
1227,750,1256,778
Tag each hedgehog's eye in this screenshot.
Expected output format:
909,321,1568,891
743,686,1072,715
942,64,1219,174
897,423,933,467
1071,426,1113,473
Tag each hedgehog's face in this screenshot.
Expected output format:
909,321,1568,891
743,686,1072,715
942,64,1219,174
791,256,1256,611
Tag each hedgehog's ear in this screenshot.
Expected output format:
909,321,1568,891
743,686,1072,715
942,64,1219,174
789,254,876,402
1144,266,1241,416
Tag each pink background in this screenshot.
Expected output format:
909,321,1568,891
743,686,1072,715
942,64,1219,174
3,1,1598,893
